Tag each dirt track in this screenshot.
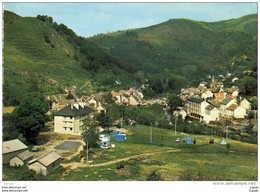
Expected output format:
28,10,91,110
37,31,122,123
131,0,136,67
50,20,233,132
61,149,180,170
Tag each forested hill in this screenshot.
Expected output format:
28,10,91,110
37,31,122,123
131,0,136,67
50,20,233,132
3,10,137,106
88,14,257,95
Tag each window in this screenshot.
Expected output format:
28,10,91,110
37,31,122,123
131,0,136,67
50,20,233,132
64,127,67,131
70,116,72,119
70,128,72,131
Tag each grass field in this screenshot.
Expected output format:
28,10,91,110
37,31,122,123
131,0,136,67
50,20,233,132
61,125,257,181
2,124,257,181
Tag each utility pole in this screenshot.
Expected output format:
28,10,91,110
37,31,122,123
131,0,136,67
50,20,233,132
226,126,228,139
175,116,177,135
150,126,153,144
121,109,123,128
86,140,89,164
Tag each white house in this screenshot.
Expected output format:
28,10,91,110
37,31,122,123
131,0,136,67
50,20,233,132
54,103,94,135
220,98,237,116
88,98,98,108
240,98,251,110
201,90,213,100
234,106,247,119
204,105,220,123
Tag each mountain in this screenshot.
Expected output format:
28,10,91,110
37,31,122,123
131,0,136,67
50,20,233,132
88,14,257,93
3,11,136,105
3,11,257,105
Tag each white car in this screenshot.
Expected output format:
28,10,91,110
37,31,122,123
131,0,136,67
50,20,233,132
175,138,181,143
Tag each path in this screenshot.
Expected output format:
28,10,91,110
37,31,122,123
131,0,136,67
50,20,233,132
61,149,180,170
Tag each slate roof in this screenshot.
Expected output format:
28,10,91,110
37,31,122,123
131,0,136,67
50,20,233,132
29,151,63,167
187,97,204,103
205,105,215,110
3,139,28,154
54,103,94,117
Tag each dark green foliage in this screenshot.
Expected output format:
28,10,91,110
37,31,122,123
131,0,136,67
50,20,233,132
89,14,257,94
37,15,53,23
16,92,49,144
3,110,19,141
239,76,257,96
96,111,112,129
166,93,183,113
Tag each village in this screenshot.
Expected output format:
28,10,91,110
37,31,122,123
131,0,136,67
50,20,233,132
2,71,257,179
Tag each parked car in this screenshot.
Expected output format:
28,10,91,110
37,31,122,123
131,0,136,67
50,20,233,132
175,138,181,143
209,139,214,144
32,146,39,152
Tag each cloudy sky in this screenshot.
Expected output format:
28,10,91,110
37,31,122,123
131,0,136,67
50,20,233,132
4,2,257,37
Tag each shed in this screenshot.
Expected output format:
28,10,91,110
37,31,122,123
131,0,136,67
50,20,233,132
3,139,28,164
115,134,126,141
10,150,33,167
28,151,63,176
183,137,193,144
220,140,227,145
113,130,120,136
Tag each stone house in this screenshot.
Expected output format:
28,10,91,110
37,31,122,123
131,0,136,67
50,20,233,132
54,102,94,135
28,151,63,176
3,139,28,164
201,90,213,100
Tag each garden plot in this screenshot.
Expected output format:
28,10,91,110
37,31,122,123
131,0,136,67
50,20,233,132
55,140,82,151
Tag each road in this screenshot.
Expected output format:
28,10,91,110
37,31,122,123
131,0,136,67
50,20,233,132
61,149,180,170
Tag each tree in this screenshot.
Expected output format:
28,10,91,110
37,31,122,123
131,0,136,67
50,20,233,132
16,92,49,144
239,76,257,96
166,93,183,113
82,116,100,150
96,111,111,131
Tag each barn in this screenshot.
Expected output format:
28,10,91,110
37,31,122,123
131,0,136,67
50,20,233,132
3,139,28,164
10,150,33,167
28,151,63,176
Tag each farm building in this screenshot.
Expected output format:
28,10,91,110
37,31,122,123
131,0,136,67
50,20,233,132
10,150,33,167
3,139,28,164
54,102,94,135
28,151,63,176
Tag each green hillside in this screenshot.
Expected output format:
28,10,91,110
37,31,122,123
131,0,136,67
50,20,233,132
89,14,257,94
3,11,136,106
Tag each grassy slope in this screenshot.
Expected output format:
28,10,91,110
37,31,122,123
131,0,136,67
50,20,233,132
3,11,135,102
4,11,87,87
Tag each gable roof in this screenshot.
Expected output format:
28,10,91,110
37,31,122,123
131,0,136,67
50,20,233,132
3,139,28,154
16,150,33,161
29,151,63,167
111,91,121,96
226,104,238,111
221,98,233,105
54,103,94,117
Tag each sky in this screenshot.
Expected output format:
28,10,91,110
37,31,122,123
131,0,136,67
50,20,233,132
3,2,258,37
